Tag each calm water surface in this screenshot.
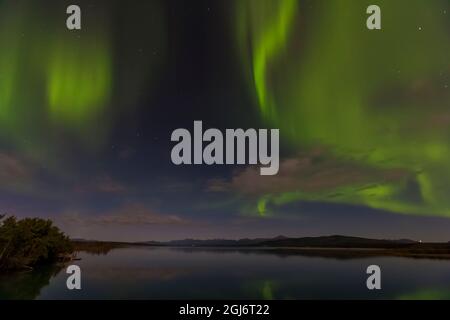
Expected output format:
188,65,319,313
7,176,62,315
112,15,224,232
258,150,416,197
1,247,450,299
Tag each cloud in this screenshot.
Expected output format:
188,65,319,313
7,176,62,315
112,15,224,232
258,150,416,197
208,148,410,197
0,153,35,191
207,148,450,218
94,175,127,194
118,147,136,160
74,174,126,194
60,203,189,226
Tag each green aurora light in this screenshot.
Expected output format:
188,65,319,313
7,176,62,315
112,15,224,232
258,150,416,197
236,0,450,218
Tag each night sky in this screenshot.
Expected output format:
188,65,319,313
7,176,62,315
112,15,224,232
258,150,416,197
1,0,450,241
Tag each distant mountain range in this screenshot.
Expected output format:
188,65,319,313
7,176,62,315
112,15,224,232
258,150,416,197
136,235,419,248
71,235,450,260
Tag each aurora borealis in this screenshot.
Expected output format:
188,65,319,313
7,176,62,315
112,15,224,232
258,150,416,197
236,0,450,218
1,0,450,241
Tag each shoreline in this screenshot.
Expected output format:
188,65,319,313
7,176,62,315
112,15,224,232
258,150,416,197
72,240,450,260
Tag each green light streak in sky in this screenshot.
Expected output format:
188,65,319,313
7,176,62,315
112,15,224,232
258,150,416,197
46,32,112,127
0,2,114,156
236,0,298,119
257,197,268,216
0,3,25,135
236,0,450,217
0,1,167,178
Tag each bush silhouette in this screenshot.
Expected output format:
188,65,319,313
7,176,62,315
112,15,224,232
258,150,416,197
0,215,73,270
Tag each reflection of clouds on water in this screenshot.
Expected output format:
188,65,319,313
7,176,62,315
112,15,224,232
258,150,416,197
169,246,386,261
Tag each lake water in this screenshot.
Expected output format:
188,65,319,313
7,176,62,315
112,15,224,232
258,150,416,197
1,246,450,300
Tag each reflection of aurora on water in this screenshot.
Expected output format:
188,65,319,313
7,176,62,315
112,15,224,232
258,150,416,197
398,289,450,300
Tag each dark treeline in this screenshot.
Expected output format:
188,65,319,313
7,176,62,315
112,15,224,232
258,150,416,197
71,240,131,255
0,215,73,271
